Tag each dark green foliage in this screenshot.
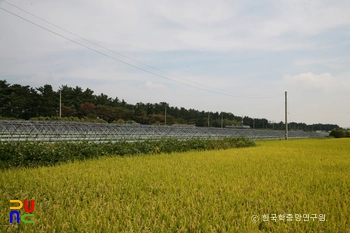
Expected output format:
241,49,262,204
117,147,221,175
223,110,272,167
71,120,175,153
329,128,350,138
0,137,255,169
30,116,107,123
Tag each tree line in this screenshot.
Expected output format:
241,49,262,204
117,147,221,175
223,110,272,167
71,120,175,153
0,80,339,131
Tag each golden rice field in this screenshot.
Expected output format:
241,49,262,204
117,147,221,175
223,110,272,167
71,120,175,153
1,138,349,232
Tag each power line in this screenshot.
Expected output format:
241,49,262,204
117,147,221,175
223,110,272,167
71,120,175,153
0,5,282,98
3,1,282,98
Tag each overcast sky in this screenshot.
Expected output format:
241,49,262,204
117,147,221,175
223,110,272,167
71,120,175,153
1,0,349,127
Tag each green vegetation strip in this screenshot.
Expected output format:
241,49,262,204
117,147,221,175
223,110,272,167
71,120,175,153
0,138,349,232
329,128,350,138
0,137,255,169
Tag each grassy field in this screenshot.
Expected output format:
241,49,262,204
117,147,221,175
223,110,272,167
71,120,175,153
1,138,349,232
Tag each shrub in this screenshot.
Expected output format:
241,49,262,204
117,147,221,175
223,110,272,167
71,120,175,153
0,137,255,169
329,128,350,138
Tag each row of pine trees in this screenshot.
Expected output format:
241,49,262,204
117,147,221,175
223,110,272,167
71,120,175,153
0,80,338,130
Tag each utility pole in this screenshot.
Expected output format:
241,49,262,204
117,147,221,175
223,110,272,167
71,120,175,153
285,91,288,140
59,89,62,118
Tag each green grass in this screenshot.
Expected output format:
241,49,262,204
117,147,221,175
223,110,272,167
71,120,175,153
0,138,349,232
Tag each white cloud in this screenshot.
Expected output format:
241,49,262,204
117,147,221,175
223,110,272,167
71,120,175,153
283,72,336,93
293,56,350,70
277,71,350,127
143,81,167,90
1,0,349,55
1,0,350,127
18,73,60,87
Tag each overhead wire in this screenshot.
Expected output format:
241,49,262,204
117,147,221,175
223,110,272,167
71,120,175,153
0,4,282,98
2,0,281,98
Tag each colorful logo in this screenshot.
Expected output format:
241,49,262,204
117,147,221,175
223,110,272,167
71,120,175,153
9,200,35,224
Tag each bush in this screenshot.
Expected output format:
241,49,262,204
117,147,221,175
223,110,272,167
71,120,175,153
29,116,107,123
0,137,255,169
329,128,350,138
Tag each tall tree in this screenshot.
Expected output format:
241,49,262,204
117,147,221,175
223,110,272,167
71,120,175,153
36,84,58,117
94,93,112,106
2,84,35,119
79,102,96,117
0,80,10,116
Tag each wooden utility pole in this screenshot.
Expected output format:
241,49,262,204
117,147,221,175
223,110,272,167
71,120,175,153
285,91,288,140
